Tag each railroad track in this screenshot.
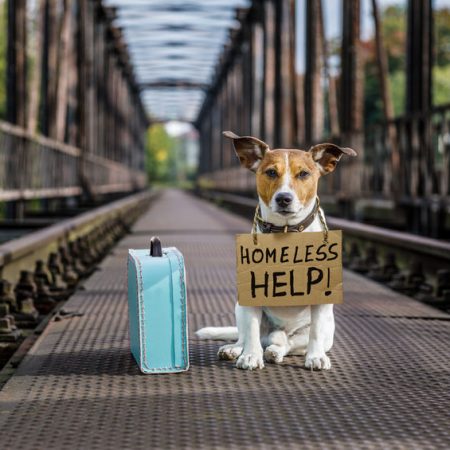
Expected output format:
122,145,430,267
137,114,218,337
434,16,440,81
198,190,450,312
0,190,157,374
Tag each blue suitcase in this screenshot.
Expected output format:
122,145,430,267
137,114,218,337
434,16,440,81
127,237,189,373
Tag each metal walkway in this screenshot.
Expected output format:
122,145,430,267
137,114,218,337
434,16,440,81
0,189,449,450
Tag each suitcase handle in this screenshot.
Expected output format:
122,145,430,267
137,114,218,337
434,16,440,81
150,236,163,257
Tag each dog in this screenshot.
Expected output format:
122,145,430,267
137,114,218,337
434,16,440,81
196,131,356,370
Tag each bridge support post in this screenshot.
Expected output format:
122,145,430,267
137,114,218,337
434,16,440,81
340,0,363,140
251,6,264,140
6,0,27,127
339,0,363,218
263,0,276,147
275,0,295,148
6,0,27,220
405,0,435,236
304,0,323,144
406,0,432,115
41,0,58,138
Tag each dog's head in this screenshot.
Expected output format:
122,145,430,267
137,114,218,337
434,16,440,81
223,131,357,218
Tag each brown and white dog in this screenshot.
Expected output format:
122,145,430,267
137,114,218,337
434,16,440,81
196,131,356,370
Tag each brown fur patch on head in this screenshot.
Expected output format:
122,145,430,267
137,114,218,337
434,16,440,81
256,149,320,207
288,150,321,206
256,150,287,206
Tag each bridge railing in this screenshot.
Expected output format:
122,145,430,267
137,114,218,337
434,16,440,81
318,103,450,202
199,104,450,208
0,120,147,201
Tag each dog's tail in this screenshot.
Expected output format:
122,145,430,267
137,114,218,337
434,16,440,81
195,326,238,341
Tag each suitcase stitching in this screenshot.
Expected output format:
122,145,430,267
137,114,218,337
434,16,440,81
169,248,188,368
128,251,147,368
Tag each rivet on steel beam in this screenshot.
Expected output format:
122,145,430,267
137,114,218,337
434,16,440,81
34,260,52,286
437,270,450,298
0,303,22,342
47,252,69,291
58,246,80,285
34,279,58,314
0,279,18,311
13,271,39,325
68,241,89,277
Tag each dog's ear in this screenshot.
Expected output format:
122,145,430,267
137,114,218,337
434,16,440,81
223,131,270,172
309,143,357,175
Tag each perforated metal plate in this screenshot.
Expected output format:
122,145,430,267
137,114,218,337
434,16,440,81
0,189,449,449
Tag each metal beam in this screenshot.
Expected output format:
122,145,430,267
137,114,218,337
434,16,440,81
263,0,276,146
6,0,27,127
406,0,432,113
139,81,209,90
340,0,363,135
304,0,323,144
278,0,295,147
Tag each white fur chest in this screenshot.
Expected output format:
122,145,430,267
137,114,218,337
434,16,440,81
256,213,324,333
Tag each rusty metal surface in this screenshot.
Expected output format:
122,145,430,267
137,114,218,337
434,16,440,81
0,189,449,449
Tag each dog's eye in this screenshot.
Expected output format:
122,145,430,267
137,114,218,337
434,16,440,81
265,169,278,178
297,170,310,179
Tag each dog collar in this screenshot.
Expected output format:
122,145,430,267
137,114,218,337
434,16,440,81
255,198,320,233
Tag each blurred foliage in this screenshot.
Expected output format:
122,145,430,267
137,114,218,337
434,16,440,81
363,5,407,125
433,65,450,105
364,5,450,126
145,124,196,186
0,0,6,120
380,5,406,73
389,70,406,116
434,8,450,106
146,124,178,184
435,8,450,66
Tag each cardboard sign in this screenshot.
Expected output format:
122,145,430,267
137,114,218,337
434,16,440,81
236,231,343,307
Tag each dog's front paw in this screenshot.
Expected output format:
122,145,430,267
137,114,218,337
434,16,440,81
236,352,264,370
218,343,243,361
305,353,331,370
264,345,284,364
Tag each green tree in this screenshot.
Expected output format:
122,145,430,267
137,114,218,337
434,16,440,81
433,65,450,105
363,5,450,124
146,124,178,184
389,70,405,116
434,8,450,105
363,5,407,126
363,51,384,125
435,8,450,67
380,5,406,73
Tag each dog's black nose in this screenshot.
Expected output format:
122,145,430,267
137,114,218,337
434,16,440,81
275,192,293,207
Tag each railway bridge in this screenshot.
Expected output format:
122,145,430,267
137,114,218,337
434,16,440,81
0,1,449,449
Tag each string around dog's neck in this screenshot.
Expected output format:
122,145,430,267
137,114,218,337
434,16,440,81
251,197,329,244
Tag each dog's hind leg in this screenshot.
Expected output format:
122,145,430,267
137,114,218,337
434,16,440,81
287,329,309,356
263,330,290,364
